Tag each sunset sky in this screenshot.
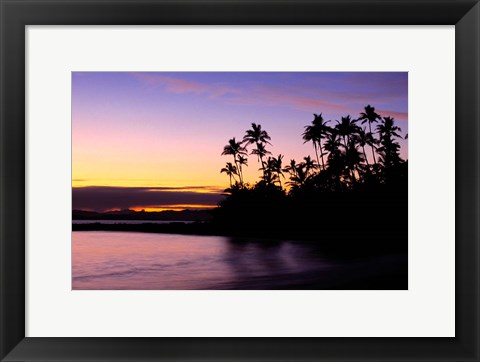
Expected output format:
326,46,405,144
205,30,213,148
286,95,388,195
72,72,408,212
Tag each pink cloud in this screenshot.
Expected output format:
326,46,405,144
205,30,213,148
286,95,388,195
377,109,408,122
277,95,351,114
131,73,238,98
225,85,351,115
228,86,408,123
132,73,207,93
131,73,407,122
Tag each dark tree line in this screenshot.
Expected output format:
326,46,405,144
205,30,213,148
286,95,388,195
213,105,408,253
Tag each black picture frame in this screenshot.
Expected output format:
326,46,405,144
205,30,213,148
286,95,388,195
1,0,478,361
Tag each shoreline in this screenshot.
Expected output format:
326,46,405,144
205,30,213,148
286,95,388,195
72,221,408,256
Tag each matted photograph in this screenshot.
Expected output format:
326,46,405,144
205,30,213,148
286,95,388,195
72,71,408,290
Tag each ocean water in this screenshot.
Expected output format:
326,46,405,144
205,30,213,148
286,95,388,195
72,231,407,290
72,220,194,224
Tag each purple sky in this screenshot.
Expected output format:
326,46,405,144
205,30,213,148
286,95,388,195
72,72,408,211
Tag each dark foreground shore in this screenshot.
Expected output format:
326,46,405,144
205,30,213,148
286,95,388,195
225,255,408,290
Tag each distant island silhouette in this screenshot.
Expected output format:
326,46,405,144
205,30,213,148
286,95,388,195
73,208,212,222
73,105,407,255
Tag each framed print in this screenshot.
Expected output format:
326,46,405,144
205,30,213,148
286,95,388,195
0,0,479,361
70,70,409,292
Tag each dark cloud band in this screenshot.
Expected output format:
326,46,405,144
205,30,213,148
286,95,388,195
72,186,225,212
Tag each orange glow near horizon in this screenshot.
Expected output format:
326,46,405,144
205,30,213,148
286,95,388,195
130,204,218,212
146,187,224,194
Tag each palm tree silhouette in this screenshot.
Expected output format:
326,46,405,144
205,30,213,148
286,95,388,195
283,159,298,181
335,115,360,150
355,127,376,167
345,138,365,183
243,123,272,175
287,163,307,188
302,113,330,171
378,116,402,139
261,157,279,185
358,105,381,164
251,142,271,173
376,116,403,168
272,154,284,187
323,129,346,182
324,130,342,158
303,155,316,177
222,137,247,184
220,162,238,188
236,154,248,184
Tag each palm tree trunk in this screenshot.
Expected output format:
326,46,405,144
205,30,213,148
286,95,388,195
318,138,326,171
238,165,243,184
313,142,320,170
256,142,266,176
362,146,369,166
369,122,377,164
233,156,243,184
238,162,244,184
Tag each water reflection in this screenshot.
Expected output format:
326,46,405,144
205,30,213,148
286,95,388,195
72,231,406,290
